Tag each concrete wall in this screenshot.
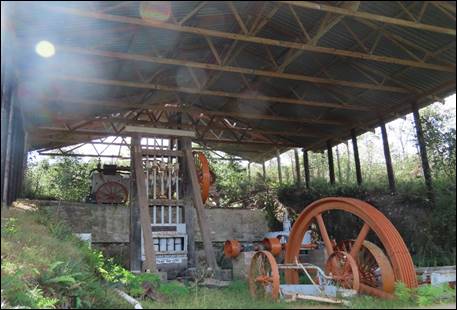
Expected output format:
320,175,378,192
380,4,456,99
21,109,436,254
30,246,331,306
193,208,269,242
15,200,269,243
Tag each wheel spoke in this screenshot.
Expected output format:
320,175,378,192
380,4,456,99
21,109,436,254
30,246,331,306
350,223,370,259
315,214,334,256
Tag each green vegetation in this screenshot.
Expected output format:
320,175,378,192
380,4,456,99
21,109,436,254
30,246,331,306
349,282,456,309
23,155,98,202
1,208,129,309
1,207,455,309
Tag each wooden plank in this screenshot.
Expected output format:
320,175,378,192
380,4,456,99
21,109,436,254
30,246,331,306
142,149,184,157
124,126,196,137
303,148,310,189
148,199,185,206
283,1,456,35
32,97,346,126
40,74,372,111
327,140,335,185
380,123,396,193
351,129,362,185
131,136,157,272
47,6,455,72
53,44,410,93
182,137,218,272
412,104,435,206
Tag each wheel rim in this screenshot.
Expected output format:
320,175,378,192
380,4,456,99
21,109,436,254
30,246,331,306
95,181,128,204
284,197,417,295
336,240,395,294
326,250,360,291
193,152,211,203
249,251,280,300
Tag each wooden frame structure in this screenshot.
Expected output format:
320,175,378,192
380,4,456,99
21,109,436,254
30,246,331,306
1,1,456,206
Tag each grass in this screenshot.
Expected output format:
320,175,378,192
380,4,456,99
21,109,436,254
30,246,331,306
348,282,456,309
1,208,130,309
1,205,455,309
141,281,321,309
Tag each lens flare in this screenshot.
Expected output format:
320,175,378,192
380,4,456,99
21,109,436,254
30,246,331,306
35,40,55,58
139,1,171,22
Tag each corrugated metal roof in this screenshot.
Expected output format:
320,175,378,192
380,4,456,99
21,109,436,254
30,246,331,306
6,1,456,162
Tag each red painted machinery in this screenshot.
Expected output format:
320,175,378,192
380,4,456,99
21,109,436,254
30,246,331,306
228,197,418,300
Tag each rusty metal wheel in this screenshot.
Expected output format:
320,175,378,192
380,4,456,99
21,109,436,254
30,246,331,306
326,250,360,291
249,250,280,300
336,240,395,296
224,240,242,258
284,197,417,299
193,151,211,204
262,237,282,256
95,181,128,204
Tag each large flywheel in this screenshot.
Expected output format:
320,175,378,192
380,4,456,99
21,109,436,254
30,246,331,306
284,197,417,298
193,151,214,204
95,181,128,204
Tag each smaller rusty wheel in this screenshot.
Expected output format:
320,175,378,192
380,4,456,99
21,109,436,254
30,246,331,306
193,151,211,204
326,250,360,291
95,181,128,204
337,240,395,295
249,251,280,300
224,240,242,258
262,238,282,256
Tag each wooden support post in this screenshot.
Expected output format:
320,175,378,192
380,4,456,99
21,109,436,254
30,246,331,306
294,148,301,186
336,145,342,183
303,149,310,189
276,149,283,184
351,129,363,185
262,161,266,181
247,161,251,183
327,140,335,185
129,150,142,272
412,104,435,206
380,123,396,193
2,97,14,207
131,136,157,272
182,138,218,272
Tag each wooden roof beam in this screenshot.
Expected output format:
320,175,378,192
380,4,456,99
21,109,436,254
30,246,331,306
282,1,456,35
33,73,373,112
45,5,455,72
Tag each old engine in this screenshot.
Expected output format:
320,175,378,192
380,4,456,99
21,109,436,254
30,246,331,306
86,163,130,204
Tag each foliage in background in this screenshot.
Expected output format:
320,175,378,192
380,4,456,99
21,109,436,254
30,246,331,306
23,156,97,202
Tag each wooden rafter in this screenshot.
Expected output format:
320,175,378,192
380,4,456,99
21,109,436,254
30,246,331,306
283,1,456,35
33,73,374,111
45,5,455,72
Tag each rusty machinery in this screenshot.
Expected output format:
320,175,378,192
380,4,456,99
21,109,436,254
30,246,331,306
86,163,130,204
225,197,417,300
139,140,215,276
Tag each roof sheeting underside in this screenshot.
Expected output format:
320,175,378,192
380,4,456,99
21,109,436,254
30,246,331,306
7,1,456,162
